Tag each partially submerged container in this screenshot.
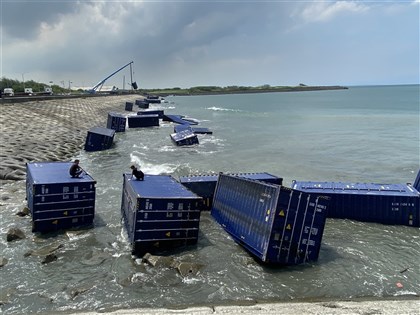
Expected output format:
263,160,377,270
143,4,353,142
211,174,329,265
125,102,133,111
84,127,116,151
127,114,159,128
26,162,96,233
107,112,126,132
135,99,150,109
164,114,198,125
121,174,202,255
174,125,213,134
179,172,283,210
292,179,420,227
170,129,199,146
137,109,164,118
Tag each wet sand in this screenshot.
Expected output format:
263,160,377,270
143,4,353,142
0,95,138,181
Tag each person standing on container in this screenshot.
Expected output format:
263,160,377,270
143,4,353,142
130,165,144,181
69,159,83,178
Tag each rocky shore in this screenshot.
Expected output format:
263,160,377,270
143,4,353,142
0,95,138,181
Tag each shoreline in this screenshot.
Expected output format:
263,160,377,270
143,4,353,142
0,95,138,181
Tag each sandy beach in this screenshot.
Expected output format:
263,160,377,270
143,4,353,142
0,95,419,314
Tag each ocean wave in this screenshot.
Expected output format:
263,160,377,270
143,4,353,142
206,106,242,112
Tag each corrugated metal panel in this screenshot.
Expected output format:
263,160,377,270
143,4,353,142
120,174,202,255
170,130,199,146
211,174,328,265
26,162,96,233
84,127,115,151
179,173,283,210
127,115,159,128
292,180,420,227
107,112,126,132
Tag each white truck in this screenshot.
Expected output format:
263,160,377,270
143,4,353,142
3,88,14,96
24,88,33,95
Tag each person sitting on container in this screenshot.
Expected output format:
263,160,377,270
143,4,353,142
130,165,144,181
69,159,83,178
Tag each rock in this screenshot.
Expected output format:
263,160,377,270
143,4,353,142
172,261,204,277
1,195,10,201
69,285,93,300
16,207,30,217
0,257,8,267
142,253,175,268
41,254,57,264
25,242,64,257
6,227,25,242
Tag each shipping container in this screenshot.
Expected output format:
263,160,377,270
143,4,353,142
170,129,199,146
174,125,213,134
107,112,126,132
137,109,165,118
26,162,96,233
145,96,161,104
135,99,150,109
180,172,283,210
120,174,202,255
125,102,133,111
292,180,420,227
211,174,329,265
413,169,420,192
127,114,159,128
84,127,116,151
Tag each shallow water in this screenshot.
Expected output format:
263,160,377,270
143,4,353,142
0,85,419,314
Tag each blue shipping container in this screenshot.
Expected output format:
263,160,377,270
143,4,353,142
179,172,283,210
413,169,420,192
170,129,199,146
125,102,133,111
137,109,165,118
26,162,96,233
120,174,202,255
127,114,159,128
292,180,420,227
211,174,329,265
107,112,126,132
137,101,150,109
84,127,116,151
174,125,213,134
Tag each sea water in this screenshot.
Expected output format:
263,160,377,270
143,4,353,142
0,85,419,314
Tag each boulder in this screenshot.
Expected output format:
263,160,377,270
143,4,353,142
142,253,174,268
16,207,30,217
171,261,204,277
0,257,8,267
41,254,57,264
6,227,25,242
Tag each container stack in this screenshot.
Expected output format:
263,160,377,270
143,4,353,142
120,174,202,255
211,174,329,265
84,127,116,151
26,162,96,233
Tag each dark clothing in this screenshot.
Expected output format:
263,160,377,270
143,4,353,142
69,163,82,178
132,167,144,181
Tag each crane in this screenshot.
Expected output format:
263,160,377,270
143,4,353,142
89,61,137,94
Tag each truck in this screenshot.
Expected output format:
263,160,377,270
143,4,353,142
3,88,14,96
44,87,53,95
24,88,34,95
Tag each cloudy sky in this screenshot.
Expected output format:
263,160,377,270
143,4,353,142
1,0,419,89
